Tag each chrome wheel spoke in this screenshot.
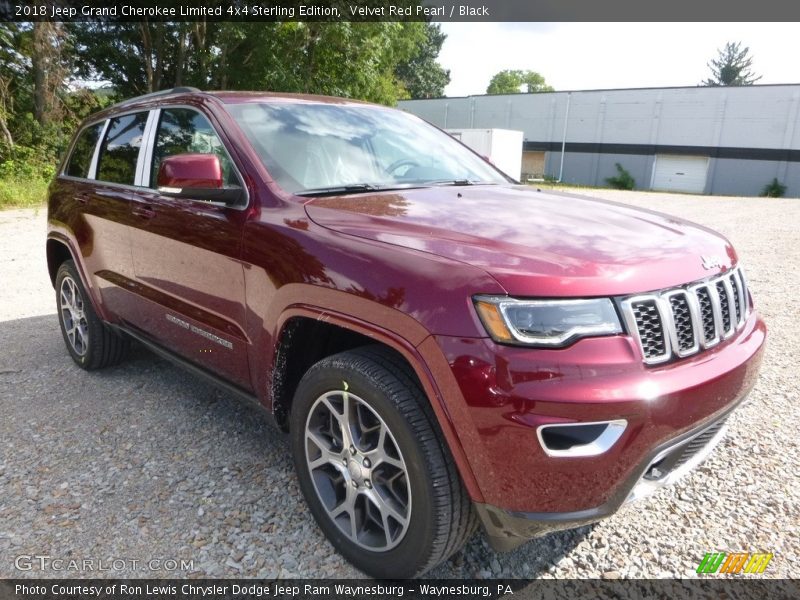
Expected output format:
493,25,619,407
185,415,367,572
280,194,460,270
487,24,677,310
66,322,76,345
329,486,359,540
366,487,408,531
321,393,355,450
352,401,381,450
366,424,405,470
306,430,343,470
60,289,71,311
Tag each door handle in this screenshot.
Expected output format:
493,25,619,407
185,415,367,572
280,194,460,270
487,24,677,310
76,192,91,204
132,204,156,219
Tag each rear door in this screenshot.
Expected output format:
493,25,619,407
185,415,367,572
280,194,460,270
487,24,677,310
67,112,150,319
126,106,251,389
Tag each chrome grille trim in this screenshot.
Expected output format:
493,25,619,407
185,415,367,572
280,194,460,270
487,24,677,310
738,268,751,315
620,296,672,364
730,270,743,324
719,277,737,338
621,268,749,365
662,289,700,357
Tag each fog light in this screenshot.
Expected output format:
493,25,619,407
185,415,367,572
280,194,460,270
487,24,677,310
537,420,627,457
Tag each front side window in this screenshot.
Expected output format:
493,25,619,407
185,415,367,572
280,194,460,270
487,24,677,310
150,108,239,188
96,112,149,185
226,102,509,194
65,122,104,178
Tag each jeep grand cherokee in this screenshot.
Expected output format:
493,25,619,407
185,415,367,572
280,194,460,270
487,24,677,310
46,87,766,578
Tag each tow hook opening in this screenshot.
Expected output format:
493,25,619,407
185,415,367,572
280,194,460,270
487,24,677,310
537,420,627,457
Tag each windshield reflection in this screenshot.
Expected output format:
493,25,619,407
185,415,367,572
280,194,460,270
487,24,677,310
227,102,509,194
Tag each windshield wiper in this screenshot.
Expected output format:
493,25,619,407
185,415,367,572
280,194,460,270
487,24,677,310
296,184,378,197
426,179,480,186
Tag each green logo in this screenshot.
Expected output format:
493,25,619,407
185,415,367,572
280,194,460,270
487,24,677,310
697,552,773,574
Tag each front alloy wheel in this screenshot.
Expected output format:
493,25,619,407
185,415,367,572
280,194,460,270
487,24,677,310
290,346,477,578
304,388,411,551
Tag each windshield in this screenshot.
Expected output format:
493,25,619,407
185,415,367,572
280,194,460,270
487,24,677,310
226,102,510,194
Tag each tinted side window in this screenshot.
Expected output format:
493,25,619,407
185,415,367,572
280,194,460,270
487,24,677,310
151,108,239,188
96,112,149,185
65,122,104,178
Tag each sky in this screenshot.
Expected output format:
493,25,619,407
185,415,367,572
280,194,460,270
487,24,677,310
437,23,800,97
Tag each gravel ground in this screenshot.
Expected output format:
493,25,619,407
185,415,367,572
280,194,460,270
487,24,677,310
0,190,798,580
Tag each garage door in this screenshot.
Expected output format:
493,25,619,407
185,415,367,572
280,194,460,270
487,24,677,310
651,155,709,193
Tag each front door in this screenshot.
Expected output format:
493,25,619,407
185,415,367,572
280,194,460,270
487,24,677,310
126,107,251,389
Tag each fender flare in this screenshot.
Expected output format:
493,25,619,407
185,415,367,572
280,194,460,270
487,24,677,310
274,304,484,502
46,233,112,323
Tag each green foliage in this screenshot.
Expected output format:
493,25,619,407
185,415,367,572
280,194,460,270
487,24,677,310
760,177,786,198
0,177,49,208
605,163,636,190
394,23,450,99
2,18,451,196
703,42,761,87
70,21,441,106
486,69,553,94
0,143,56,180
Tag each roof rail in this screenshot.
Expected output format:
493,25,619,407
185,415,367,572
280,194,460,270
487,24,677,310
110,87,202,109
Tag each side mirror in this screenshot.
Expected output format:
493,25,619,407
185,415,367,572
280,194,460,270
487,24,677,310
157,153,243,205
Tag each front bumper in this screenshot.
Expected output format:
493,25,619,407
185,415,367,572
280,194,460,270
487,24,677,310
474,400,738,551
419,309,766,547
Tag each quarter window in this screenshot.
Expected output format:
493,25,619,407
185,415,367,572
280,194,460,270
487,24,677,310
65,122,104,178
151,108,238,188
96,112,149,186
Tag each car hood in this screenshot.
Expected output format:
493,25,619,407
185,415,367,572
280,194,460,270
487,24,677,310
303,185,736,297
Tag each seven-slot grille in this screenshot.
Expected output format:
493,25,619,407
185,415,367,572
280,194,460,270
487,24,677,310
621,268,749,365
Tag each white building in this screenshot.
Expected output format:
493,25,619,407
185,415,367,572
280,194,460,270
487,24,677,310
400,84,800,197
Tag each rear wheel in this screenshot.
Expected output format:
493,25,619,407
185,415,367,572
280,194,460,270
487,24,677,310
290,346,476,578
55,260,128,370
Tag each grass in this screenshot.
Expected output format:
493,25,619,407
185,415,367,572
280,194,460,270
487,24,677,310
524,180,606,192
0,177,49,209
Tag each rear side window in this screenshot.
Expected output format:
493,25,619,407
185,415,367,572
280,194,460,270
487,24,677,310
150,108,239,188
96,112,149,186
65,122,104,178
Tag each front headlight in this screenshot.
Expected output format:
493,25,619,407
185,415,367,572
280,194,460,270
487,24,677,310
473,296,622,347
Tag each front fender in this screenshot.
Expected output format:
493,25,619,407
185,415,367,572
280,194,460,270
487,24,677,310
263,298,484,503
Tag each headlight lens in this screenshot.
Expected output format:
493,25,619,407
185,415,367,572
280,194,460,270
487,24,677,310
473,296,622,347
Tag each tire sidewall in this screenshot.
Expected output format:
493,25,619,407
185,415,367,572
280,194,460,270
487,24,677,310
290,357,439,578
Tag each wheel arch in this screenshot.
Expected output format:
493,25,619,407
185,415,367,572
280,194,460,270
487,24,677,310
46,234,111,323
270,306,484,502
46,236,74,287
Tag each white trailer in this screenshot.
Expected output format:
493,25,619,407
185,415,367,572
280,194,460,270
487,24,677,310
447,128,524,181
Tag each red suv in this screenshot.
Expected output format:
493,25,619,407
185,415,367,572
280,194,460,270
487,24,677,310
47,88,766,578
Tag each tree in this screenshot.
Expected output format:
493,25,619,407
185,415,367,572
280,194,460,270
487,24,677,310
0,23,26,146
70,22,209,97
486,69,553,94
0,22,106,182
394,23,450,99
70,21,434,106
31,22,71,126
703,42,762,86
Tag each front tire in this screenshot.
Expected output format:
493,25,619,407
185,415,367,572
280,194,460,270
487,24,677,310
55,260,128,370
290,346,476,578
